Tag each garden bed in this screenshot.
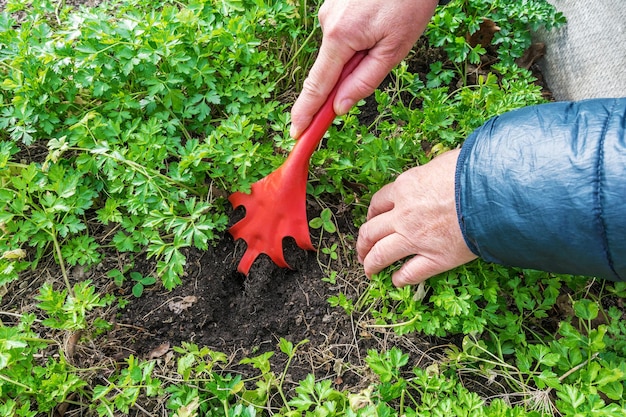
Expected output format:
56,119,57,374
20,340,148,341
1,1,625,416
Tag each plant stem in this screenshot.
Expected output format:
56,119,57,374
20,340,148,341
274,26,319,87
50,229,73,295
221,400,230,417
5,161,29,170
23,336,57,344
0,373,34,392
278,339,309,411
0,311,42,322
365,313,420,329
559,352,599,382
91,148,202,197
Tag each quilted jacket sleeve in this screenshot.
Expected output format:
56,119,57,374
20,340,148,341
455,98,626,281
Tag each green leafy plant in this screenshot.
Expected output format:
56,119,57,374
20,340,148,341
0,0,308,291
426,0,565,75
347,259,626,414
92,355,163,416
129,271,157,297
352,346,541,416
321,243,339,261
2,1,625,417
309,207,337,234
365,347,409,384
322,270,338,285
287,374,346,416
327,292,355,315
107,264,157,303
36,280,113,331
0,313,85,416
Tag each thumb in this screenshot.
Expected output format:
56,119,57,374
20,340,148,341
391,256,446,287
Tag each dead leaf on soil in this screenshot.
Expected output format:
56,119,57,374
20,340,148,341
172,396,200,417
168,295,198,314
515,42,546,69
164,350,175,366
413,281,428,302
1,248,26,260
333,358,344,376
348,387,374,410
466,18,501,47
64,331,82,359
359,329,373,338
54,393,76,417
147,341,170,360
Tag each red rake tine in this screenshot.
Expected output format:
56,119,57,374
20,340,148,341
229,51,367,275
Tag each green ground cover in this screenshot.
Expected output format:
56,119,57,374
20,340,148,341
0,0,625,416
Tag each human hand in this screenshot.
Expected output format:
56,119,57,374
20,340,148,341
290,0,438,138
356,149,478,287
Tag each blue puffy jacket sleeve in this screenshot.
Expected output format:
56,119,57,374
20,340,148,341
455,98,626,281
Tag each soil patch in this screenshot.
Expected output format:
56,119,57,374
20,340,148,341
116,203,431,393
119,219,365,387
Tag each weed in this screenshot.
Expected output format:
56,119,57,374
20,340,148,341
309,207,337,234
92,355,163,416
0,313,91,415
322,270,339,285
129,272,157,298
36,280,114,331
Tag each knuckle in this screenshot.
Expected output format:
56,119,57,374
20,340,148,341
357,224,371,245
300,76,324,97
317,2,330,20
392,270,411,288
365,244,387,271
365,204,378,221
351,76,379,99
394,171,415,189
321,22,350,41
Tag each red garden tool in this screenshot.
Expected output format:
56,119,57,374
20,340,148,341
229,51,367,275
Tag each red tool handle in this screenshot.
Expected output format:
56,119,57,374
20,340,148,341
290,50,368,165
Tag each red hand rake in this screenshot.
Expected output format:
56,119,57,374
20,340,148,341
229,51,366,274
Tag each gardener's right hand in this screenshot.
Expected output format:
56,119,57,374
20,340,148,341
290,0,439,139
356,149,478,287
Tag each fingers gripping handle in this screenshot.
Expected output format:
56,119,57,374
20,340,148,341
293,50,368,161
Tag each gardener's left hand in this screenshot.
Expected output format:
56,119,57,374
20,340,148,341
356,149,477,287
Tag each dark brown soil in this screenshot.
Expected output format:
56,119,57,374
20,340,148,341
112,202,447,400
118,206,378,389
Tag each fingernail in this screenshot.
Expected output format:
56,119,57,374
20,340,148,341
290,125,300,139
336,99,353,115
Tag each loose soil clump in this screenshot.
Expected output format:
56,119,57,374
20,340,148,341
119,226,367,387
